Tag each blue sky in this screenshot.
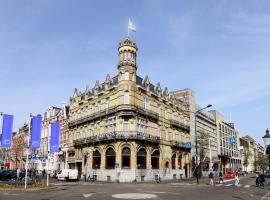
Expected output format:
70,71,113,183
0,0,269,144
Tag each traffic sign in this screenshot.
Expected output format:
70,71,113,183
185,141,192,149
229,136,236,145
30,153,37,160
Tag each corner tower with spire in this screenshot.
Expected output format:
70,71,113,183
118,37,138,83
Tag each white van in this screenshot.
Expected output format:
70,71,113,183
57,169,78,181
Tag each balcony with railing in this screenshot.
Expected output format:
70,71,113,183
137,107,159,120
73,131,161,147
68,106,117,127
171,140,185,148
68,105,159,127
170,119,190,131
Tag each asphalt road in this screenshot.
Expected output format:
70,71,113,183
0,175,268,200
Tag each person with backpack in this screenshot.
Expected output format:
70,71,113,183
218,171,224,184
209,170,214,185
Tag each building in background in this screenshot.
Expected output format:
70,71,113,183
67,37,192,182
10,129,25,169
211,111,241,173
240,135,265,172
195,105,218,175
57,105,70,170
172,89,196,172
173,89,219,175
37,107,61,173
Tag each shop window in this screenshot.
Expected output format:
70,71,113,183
92,150,101,169
172,154,176,169
151,150,160,169
122,147,131,169
137,148,147,169
178,155,182,169
105,148,115,169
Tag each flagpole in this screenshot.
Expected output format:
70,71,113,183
25,113,32,189
128,26,129,37
0,112,3,170
47,123,51,187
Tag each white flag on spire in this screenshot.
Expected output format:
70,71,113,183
128,18,136,32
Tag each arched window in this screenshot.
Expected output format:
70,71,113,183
178,155,182,169
92,150,101,169
172,154,176,169
122,147,131,169
105,148,115,169
151,150,160,169
137,148,147,169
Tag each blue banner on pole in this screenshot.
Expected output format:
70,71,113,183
1,114,14,148
30,116,42,148
50,123,60,153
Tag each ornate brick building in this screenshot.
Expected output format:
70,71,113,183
67,37,192,182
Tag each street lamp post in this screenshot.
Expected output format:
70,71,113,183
262,128,270,170
195,104,212,184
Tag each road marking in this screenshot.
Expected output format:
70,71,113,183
216,184,224,187
83,193,95,198
3,193,24,196
244,185,251,188
261,191,270,200
112,193,157,199
235,184,242,187
225,184,233,187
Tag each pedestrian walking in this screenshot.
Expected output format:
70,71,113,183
209,171,214,185
218,171,224,184
156,172,161,183
235,173,240,186
16,168,21,179
42,169,46,178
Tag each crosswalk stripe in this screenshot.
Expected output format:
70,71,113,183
261,191,270,200
216,184,251,188
216,184,223,187
244,185,251,188
236,184,242,187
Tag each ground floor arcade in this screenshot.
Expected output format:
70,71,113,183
68,141,191,182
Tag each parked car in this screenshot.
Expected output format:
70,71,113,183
57,169,78,181
0,170,17,181
238,170,248,175
224,172,236,179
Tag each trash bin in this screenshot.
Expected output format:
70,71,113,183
173,174,177,180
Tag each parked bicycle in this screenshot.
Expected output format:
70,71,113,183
87,171,97,182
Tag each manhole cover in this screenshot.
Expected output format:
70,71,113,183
112,193,157,199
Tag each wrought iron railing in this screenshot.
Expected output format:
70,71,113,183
73,131,161,147
68,105,160,127
170,119,190,131
73,131,187,150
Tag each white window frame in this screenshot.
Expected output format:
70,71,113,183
106,98,110,113
124,71,129,80
124,91,129,104
144,97,150,110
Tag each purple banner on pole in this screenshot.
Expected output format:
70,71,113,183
30,116,42,148
1,114,14,148
50,123,60,153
